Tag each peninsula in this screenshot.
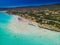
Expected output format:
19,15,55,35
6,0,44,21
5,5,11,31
0,3,60,32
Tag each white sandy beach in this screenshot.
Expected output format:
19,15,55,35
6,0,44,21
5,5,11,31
2,14,60,45
7,15,60,35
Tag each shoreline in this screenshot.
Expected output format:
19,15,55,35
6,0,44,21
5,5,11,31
17,14,60,32
6,12,60,32
18,16,60,32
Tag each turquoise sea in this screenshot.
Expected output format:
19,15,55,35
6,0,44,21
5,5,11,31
0,11,60,45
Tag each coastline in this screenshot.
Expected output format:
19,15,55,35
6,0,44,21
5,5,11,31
6,12,60,32
4,3,60,32
21,16,60,32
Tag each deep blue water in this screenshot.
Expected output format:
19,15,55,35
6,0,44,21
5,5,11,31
0,0,60,8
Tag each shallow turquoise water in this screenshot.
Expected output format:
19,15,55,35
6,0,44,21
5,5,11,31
0,12,60,45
